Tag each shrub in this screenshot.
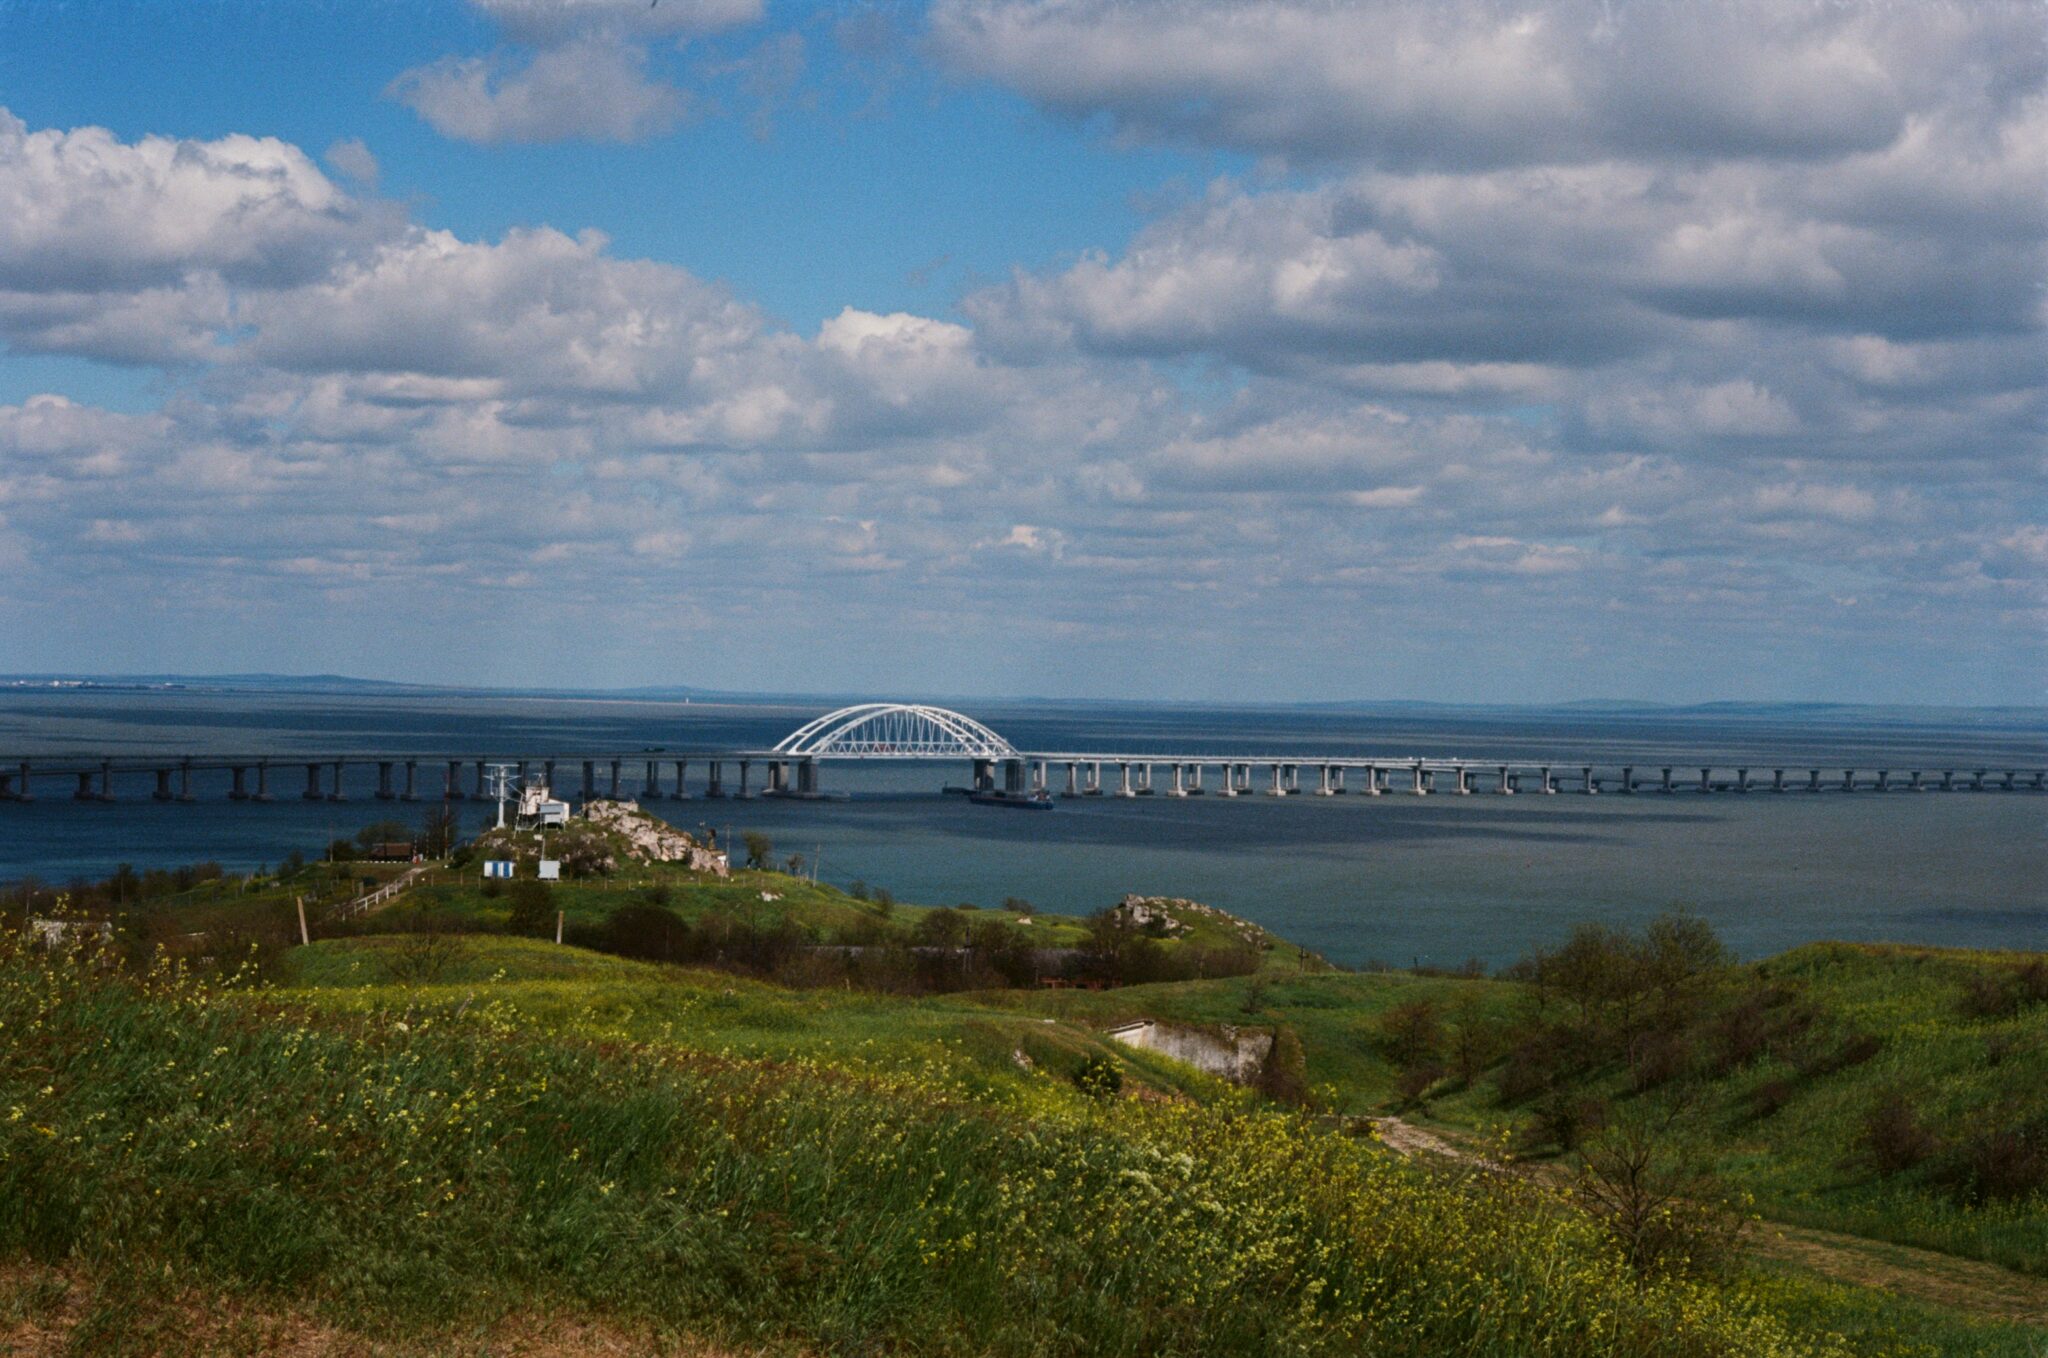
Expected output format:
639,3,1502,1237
1950,1126,2048,1203
505,881,553,937
1378,999,1443,1070
1627,1031,1693,1093
1072,1054,1122,1099
1527,1092,1607,1155
1857,1092,1938,1176
1573,1117,1745,1282
1393,1063,1443,1112
1747,1078,1796,1120
603,904,691,963
1258,1027,1311,1108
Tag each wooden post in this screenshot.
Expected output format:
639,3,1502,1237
555,910,564,945
296,896,310,947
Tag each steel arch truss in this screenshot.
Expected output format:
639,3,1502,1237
772,704,1018,760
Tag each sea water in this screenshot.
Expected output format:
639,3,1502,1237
1,691,2041,967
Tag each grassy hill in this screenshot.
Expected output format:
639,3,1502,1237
6,818,2042,1355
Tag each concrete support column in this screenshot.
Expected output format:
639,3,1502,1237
1215,763,1237,797
1314,764,1331,796
402,761,418,801
472,759,489,801
1190,764,1205,793
581,760,595,803
1267,763,1285,796
1116,762,1134,797
736,760,751,799
1809,768,1822,791
1735,768,1749,793
609,760,623,799
1498,764,1514,795
304,763,324,800
378,761,395,800
1876,770,1891,792
1004,759,1026,794
178,760,194,802
1363,763,1381,795
154,768,173,801
0,771,11,800
516,760,529,790
1619,765,1634,794
1940,770,1954,791
645,760,662,798
1332,766,1346,794
1908,770,1923,791
1536,766,1553,794
328,760,347,801
445,761,462,800
1699,767,1712,793
1088,762,1101,793
1842,769,1857,792
1169,763,1187,797
75,770,94,801
1411,764,1428,795
1451,765,1469,795
672,760,691,799
1581,765,1596,794
706,761,724,798
1139,763,1154,793
798,759,818,797
1064,762,1079,797
15,761,31,803
2001,770,2016,791
1772,768,1785,793
1972,769,1989,791
254,762,270,801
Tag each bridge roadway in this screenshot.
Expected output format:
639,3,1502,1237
2,697,2041,805
1,749,2043,804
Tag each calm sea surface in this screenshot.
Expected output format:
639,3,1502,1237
2,692,2042,967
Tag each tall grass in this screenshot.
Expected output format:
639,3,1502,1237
0,939,1846,1356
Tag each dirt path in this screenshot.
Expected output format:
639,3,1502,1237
1369,1117,2048,1326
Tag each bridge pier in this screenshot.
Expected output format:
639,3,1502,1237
1267,763,1287,796
1809,768,1822,792
1314,764,1332,796
1169,763,1188,797
74,770,94,801
1540,766,1556,794
1087,762,1102,794
1842,769,1856,792
1581,765,1596,794
304,763,324,801
705,761,724,798
1063,762,1079,797
1659,766,1673,794
1115,762,1134,798
1940,770,1954,791
581,760,596,804
1971,769,1986,791
609,759,623,800
1876,769,1890,792
798,758,818,797
736,760,752,800
1189,763,1205,793
1735,767,1749,793
328,760,347,801
1214,763,1237,797
540,760,555,796
1361,763,1380,795
1908,770,1923,791
154,768,173,801
402,760,419,801
172,758,190,800
1003,759,1026,794
0,770,11,801
377,761,395,800
1772,768,1785,793
1410,763,1427,795
1490,764,1508,794
1699,766,1712,794
13,761,29,803
254,761,271,801
646,759,662,798
1619,765,1633,794
672,759,692,799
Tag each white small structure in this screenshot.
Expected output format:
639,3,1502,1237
517,782,570,828
29,918,113,949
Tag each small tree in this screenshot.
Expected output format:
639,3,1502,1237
1073,1054,1122,1100
742,831,773,871
1573,1111,1744,1281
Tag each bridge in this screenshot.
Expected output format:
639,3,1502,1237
2,702,2043,805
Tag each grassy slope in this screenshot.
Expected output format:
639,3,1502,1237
2,939,1852,1358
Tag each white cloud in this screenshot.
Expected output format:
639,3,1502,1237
389,34,690,145
323,138,380,186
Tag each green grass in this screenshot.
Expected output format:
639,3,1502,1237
1,938,1862,1357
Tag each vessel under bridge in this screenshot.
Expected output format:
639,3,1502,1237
4,702,2043,805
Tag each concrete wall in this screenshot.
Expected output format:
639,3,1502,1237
1108,1021,1273,1085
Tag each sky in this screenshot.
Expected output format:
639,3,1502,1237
0,0,2040,705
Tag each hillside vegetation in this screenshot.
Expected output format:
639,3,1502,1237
5,814,2043,1355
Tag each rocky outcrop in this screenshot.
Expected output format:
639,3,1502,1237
1109,894,1268,947
584,800,730,876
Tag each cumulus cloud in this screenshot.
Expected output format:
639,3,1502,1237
930,0,2038,170
389,34,690,144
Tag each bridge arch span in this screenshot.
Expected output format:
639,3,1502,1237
771,704,1017,760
